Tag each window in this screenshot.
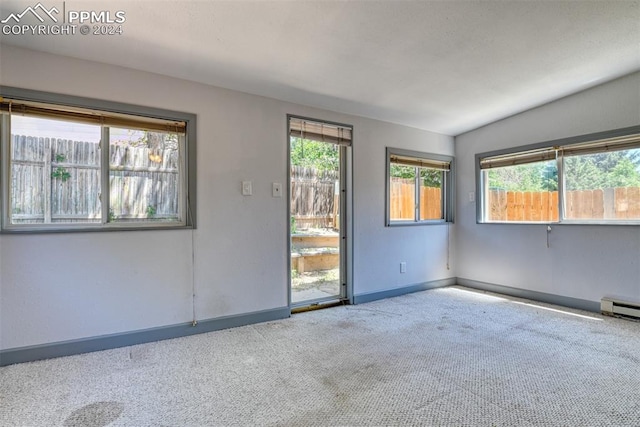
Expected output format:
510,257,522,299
477,126,640,224
386,148,454,225
1,87,196,232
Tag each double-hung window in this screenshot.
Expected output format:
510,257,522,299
477,126,640,224
386,148,454,225
1,87,196,232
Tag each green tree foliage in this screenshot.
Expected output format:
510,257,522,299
421,168,442,188
564,150,640,190
390,164,442,188
541,162,558,191
489,149,640,192
390,164,414,179
488,161,556,192
111,129,179,150
290,137,339,172
611,158,640,187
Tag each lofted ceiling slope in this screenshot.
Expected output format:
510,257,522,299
0,0,639,135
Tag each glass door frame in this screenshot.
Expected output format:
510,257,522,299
286,115,353,309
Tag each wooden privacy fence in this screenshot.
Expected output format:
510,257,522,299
488,188,640,221
290,166,339,229
389,178,442,220
489,190,558,222
291,173,444,227
10,135,180,223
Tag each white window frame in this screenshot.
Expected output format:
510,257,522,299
0,86,197,233
476,126,640,225
386,147,454,226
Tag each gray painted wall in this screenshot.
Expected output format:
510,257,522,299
455,72,640,305
0,46,454,351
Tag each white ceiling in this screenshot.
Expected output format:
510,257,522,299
1,1,639,135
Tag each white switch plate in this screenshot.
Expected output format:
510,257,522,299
272,182,282,197
468,191,475,203
400,262,407,273
242,181,252,196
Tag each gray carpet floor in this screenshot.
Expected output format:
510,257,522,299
1,286,639,426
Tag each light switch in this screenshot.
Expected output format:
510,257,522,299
242,181,252,196
468,191,475,203
272,182,282,198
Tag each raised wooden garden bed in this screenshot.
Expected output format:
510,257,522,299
291,233,339,273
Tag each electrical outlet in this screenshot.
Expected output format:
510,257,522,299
272,182,282,198
400,262,407,273
242,181,252,196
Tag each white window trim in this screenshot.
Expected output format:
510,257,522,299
0,86,197,233
386,147,454,226
476,126,640,226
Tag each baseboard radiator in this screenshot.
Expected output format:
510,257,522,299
601,297,640,320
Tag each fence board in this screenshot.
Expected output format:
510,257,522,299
508,192,516,221
531,192,542,222
565,191,574,219
10,135,181,224
420,186,442,220
549,191,560,222
540,192,549,222
628,187,640,219
615,188,627,219
592,189,604,219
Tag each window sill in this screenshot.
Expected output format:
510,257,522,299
478,220,639,226
387,220,449,227
1,223,193,234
